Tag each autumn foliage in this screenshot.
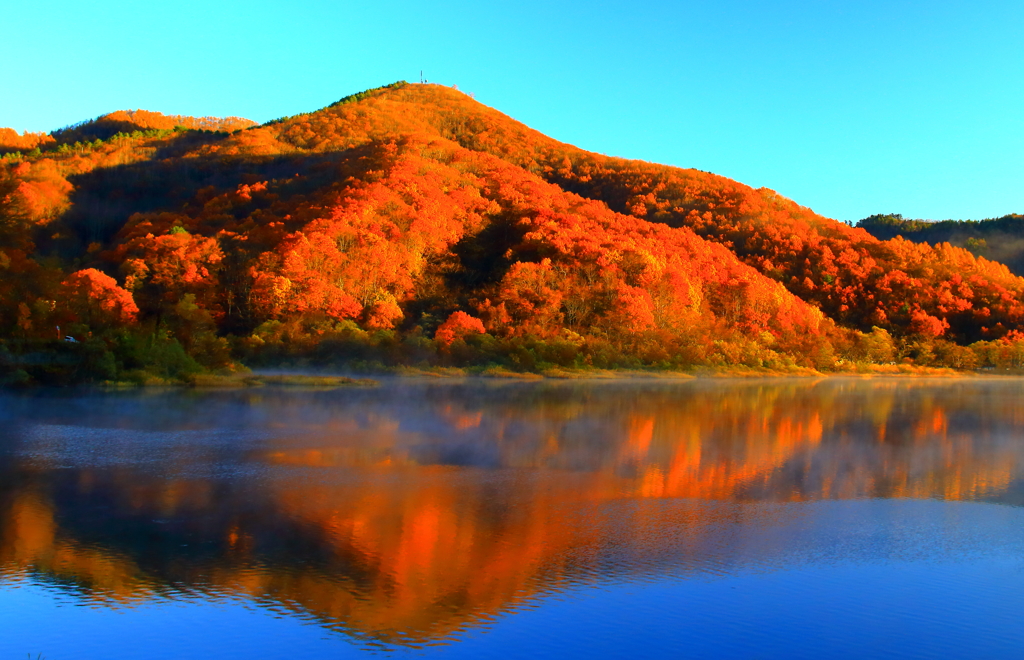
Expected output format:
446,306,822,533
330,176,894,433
435,312,485,347
250,82,1024,346
0,128,54,153
60,269,138,327
3,82,1024,381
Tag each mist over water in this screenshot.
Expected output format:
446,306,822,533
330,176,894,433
2,378,1024,658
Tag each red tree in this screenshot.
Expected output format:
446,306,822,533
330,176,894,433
60,269,138,328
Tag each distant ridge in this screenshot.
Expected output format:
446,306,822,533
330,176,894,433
858,213,1024,276
51,109,256,143
0,128,54,153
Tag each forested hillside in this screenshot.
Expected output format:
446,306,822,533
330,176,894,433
2,82,1022,383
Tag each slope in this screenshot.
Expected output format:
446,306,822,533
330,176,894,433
103,131,837,367
235,82,1024,345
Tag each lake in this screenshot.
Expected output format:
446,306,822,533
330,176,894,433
2,378,1024,658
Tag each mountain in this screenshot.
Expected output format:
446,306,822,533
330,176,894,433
1,82,1022,382
214,83,1024,345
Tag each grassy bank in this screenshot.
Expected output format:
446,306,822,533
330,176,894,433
0,334,1006,389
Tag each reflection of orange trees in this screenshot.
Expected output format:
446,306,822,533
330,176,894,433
2,382,1023,644
638,412,825,501
245,467,587,642
0,488,152,602
795,398,1017,502
250,382,1019,509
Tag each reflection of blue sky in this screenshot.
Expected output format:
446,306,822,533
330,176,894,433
4,500,1024,659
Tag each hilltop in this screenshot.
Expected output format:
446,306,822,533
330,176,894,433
1,82,1022,383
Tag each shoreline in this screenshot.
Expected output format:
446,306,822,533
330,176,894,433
10,366,1016,391
7,362,1024,391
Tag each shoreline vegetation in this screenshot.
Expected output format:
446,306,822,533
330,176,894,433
0,367,989,391
3,301,1023,387
0,341,1003,390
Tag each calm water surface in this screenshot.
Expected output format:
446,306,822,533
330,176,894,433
2,378,1024,658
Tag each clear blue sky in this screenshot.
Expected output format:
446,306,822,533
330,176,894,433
3,0,1022,221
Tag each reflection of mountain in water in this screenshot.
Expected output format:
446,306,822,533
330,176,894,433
1,379,1023,647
